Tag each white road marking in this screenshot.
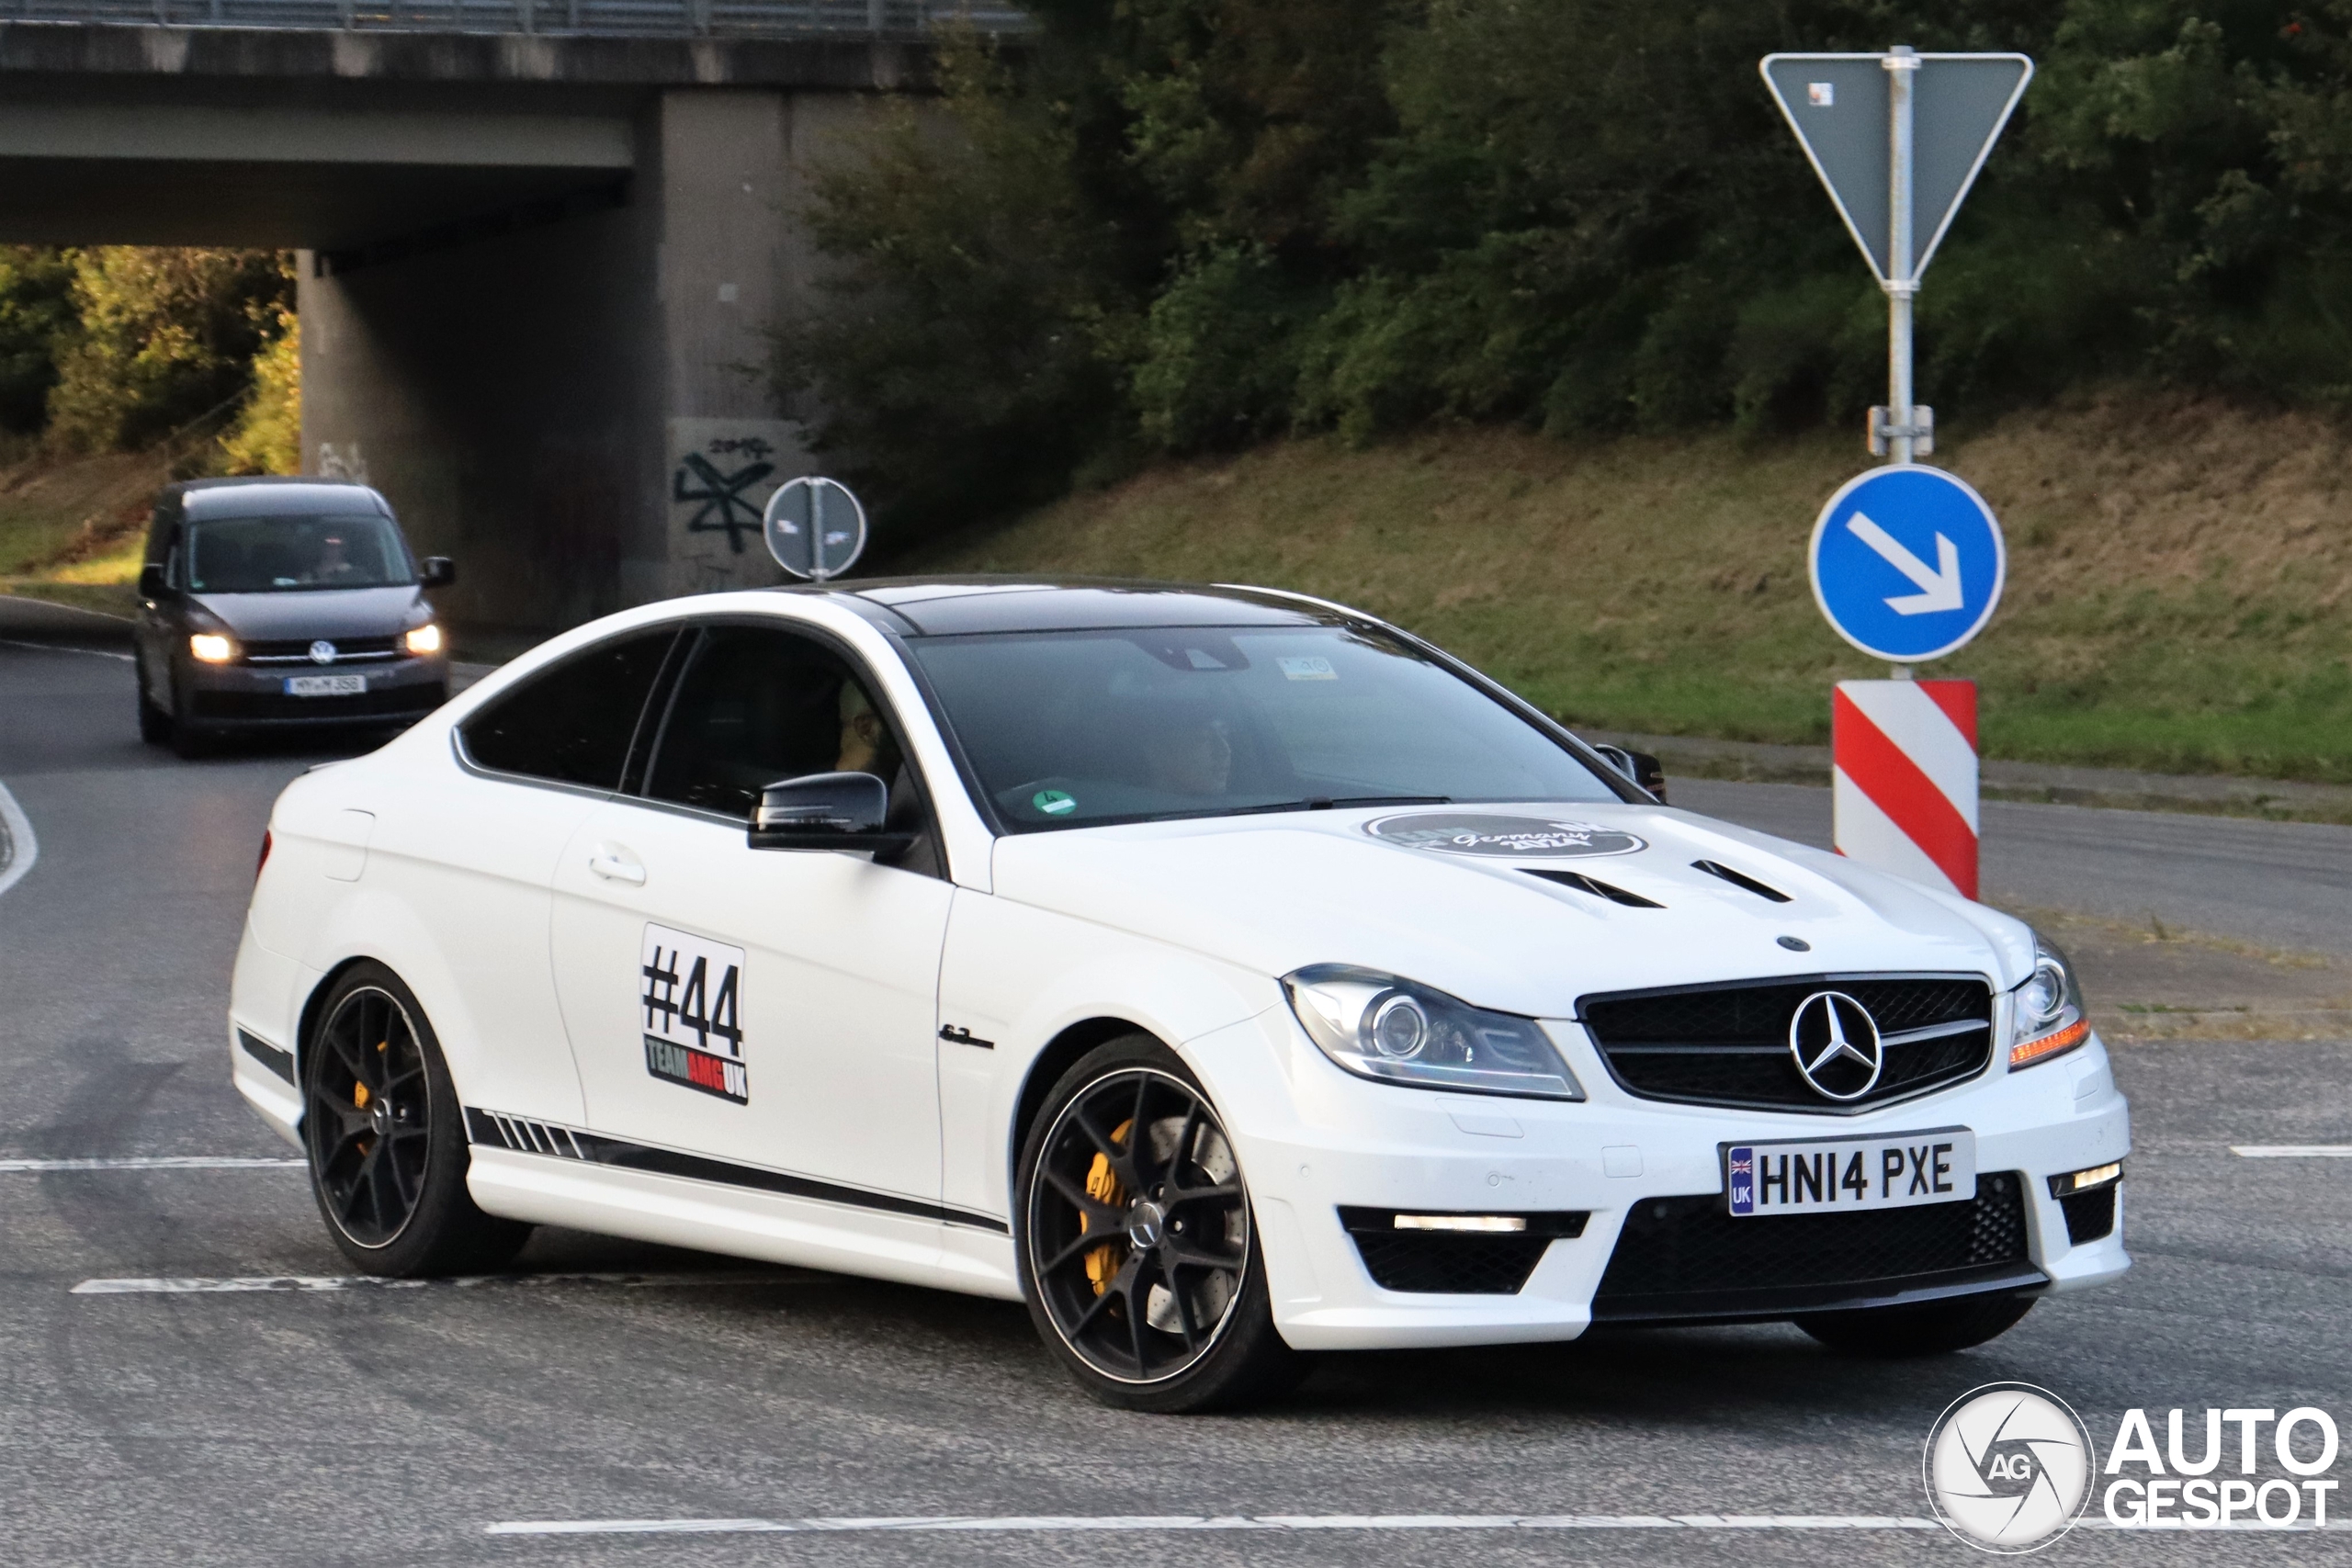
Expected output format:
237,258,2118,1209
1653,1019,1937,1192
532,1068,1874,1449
0,1156,304,1171
0,637,134,661
73,1270,805,1294
0,778,34,899
486,1516,1951,1537
2232,1145,2352,1157
482,1515,2342,1538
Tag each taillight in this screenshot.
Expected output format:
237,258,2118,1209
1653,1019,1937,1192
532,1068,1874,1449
256,829,272,879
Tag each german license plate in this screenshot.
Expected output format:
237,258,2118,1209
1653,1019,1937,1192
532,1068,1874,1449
1724,1128,1975,1217
285,674,366,697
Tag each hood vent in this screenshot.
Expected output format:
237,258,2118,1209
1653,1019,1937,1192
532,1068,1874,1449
1521,868,1663,908
1690,859,1792,904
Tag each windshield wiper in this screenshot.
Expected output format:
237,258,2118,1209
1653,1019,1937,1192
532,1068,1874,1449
1221,795,1451,817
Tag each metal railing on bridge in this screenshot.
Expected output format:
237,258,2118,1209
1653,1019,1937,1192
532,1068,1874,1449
3,0,1027,37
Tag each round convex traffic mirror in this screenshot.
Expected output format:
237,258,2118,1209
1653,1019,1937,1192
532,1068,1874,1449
763,476,869,582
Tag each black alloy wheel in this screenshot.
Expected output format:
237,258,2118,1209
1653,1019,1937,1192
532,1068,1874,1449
1018,1037,1302,1412
301,962,531,1275
307,982,432,1247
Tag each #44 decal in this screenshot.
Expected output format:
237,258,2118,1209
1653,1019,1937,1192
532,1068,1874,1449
639,923,749,1103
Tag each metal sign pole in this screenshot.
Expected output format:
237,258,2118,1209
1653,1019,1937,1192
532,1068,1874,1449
1883,46,1918,470
810,482,831,582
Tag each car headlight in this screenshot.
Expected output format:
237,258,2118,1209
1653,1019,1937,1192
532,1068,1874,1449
187,633,237,663
1282,964,1584,1100
402,623,443,656
2009,935,2090,1070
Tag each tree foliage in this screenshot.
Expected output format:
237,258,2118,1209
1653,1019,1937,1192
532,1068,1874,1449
782,1,2352,532
219,304,301,476
46,248,293,455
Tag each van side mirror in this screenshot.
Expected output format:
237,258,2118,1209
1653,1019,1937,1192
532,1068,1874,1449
750,772,914,852
1591,744,1668,804
138,562,168,599
419,557,457,589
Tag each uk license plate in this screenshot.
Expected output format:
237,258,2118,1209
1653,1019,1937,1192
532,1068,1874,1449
1724,1128,1975,1217
284,674,366,697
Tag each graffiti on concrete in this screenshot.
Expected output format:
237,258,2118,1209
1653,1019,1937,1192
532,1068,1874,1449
666,418,802,594
673,445,776,554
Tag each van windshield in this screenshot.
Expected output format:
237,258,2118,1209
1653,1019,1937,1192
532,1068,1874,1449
907,624,1629,830
186,514,413,593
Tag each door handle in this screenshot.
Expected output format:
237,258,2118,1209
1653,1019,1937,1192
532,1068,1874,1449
588,852,646,886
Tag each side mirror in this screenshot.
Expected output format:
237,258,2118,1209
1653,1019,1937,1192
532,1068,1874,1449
750,772,914,852
419,557,457,589
1591,744,1668,804
138,562,168,599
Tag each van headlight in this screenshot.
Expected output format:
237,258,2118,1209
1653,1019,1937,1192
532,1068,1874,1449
1282,964,1583,1100
188,632,237,663
2009,936,2090,1069
402,623,442,656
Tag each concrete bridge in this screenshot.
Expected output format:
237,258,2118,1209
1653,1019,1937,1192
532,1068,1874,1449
0,3,1017,628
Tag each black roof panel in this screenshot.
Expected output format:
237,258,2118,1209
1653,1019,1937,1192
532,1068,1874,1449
815,577,1345,635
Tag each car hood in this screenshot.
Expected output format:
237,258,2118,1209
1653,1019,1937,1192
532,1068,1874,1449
193,586,424,640
989,804,2035,1019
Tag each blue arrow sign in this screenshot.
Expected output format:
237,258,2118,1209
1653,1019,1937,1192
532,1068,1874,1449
1808,466,2006,663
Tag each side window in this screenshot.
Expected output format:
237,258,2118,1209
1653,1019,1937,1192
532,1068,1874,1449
643,626,888,820
460,629,676,790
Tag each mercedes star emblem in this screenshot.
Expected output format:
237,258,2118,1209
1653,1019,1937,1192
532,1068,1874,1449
1788,990,1883,1100
308,640,338,664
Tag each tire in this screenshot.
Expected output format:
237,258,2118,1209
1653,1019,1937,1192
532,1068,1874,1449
1796,1292,2036,1357
1015,1034,1305,1413
301,962,532,1277
137,690,171,746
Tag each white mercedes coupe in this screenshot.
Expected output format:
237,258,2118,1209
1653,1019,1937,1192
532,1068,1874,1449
230,580,2129,1410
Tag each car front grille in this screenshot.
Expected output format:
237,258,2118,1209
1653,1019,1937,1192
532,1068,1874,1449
240,635,403,665
1578,974,1994,1112
1589,1171,2038,1321
189,684,444,722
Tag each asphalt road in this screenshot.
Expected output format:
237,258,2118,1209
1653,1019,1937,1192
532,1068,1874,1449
3,598,2348,1566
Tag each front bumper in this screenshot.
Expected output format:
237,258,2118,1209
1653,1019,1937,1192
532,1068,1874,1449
182,653,447,729
1190,1009,2130,1353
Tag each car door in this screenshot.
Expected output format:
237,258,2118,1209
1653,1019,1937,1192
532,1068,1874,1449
360,625,680,1126
548,620,952,1205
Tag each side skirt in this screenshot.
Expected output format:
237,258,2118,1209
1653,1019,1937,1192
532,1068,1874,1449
461,1109,1022,1302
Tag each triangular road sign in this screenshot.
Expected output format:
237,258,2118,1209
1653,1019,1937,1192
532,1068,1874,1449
1760,52,2032,286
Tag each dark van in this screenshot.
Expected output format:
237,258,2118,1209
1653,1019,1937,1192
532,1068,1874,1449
133,478,454,757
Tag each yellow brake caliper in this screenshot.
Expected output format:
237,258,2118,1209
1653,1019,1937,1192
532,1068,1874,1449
1082,1119,1133,1296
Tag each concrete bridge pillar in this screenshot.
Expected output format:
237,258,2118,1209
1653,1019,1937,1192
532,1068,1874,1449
300,85,868,635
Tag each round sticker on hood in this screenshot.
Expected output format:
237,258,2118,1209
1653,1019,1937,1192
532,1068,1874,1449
1365,812,1648,859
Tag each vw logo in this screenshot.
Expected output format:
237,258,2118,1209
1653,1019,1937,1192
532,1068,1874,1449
308,640,338,665
1788,990,1883,1100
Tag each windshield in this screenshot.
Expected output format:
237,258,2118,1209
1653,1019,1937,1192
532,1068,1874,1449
185,514,413,593
908,625,1627,829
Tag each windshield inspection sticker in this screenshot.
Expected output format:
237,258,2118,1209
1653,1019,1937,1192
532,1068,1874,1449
1032,789,1077,816
1277,657,1338,681
1366,812,1648,859
640,924,748,1103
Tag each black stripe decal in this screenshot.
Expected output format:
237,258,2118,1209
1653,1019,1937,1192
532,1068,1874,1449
237,1028,296,1085
462,1109,1008,1235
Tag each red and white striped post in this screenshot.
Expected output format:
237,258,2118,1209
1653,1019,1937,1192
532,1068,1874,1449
1832,678,1978,898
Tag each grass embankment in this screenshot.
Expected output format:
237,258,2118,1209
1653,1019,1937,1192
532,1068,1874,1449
906,392,2352,784
0,448,167,618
